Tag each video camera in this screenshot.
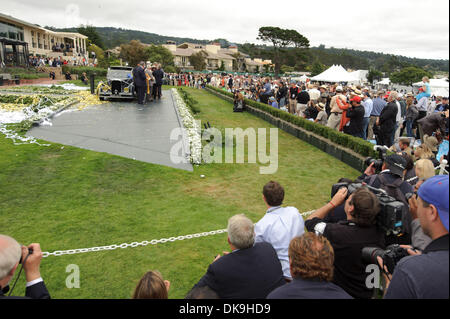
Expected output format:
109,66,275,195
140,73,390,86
331,183,405,236
364,145,389,174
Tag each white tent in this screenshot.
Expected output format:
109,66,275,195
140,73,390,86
377,78,391,85
350,70,369,85
311,65,358,83
299,74,309,82
291,74,309,82
374,78,391,91
413,79,449,97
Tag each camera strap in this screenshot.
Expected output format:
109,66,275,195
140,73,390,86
8,251,32,297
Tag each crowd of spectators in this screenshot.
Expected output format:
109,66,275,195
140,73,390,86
126,170,449,300
1,71,448,300
2,172,447,300
166,73,448,150
28,55,90,68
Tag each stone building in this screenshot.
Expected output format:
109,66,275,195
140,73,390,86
0,12,88,66
162,41,273,73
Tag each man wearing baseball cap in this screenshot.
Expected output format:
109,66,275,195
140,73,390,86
345,95,365,138
383,175,449,299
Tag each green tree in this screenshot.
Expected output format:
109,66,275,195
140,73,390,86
119,40,148,67
309,61,326,77
212,38,230,48
390,67,433,86
280,65,294,74
164,65,177,73
87,44,110,68
189,51,207,71
77,25,106,50
146,45,174,68
231,52,245,72
257,26,310,76
217,60,225,71
367,68,383,84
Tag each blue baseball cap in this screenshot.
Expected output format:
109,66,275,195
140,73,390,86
418,175,449,231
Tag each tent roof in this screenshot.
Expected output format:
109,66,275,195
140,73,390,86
311,65,358,83
350,70,369,82
413,79,449,97
377,78,391,85
413,79,449,88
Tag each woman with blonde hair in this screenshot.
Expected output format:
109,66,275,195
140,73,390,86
415,159,436,183
414,144,434,161
132,271,170,299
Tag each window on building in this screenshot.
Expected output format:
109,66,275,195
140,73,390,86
0,22,8,38
0,22,24,41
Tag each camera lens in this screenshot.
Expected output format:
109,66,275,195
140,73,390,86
364,157,375,167
362,247,385,265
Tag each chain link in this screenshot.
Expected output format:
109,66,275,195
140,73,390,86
42,211,314,258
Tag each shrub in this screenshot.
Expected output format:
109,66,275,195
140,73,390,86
177,88,200,114
62,66,108,77
206,85,378,159
2,67,48,79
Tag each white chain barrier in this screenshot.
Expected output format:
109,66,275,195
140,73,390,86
42,211,315,258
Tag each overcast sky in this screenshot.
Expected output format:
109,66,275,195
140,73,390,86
2,0,449,60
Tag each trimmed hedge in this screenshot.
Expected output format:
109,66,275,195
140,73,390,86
177,88,200,114
61,66,108,77
207,85,378,159
2,67,48,79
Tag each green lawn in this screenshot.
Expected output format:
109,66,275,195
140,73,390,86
0,87,360,299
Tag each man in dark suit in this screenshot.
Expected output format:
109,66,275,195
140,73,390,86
377,92,399,147
0,235,50,299
345,96,366,139
152,64,165,100
133,62,147,105
189,214,285,299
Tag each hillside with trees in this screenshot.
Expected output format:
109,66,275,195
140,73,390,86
47,26,449,75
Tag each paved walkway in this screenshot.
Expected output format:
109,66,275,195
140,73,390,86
27,90,193,171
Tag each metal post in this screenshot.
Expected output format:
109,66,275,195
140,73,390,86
90,73,95,94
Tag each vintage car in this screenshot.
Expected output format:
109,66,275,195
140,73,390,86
98,66,135,100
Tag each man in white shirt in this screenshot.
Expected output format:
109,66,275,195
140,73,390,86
417,96,429,113
393,93,403,145
308,84,321,103
362,93,374,140
428,98,438,115
255,181,305,280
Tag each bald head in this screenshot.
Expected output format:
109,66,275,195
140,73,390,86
0,235,21,280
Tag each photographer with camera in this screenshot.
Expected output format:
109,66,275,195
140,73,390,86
305,187,384,299
0,235,50,299
381,176,449,299
360,153,414,245
233,90,245,113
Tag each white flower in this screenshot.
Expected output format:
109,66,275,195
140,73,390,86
172,89,202,164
